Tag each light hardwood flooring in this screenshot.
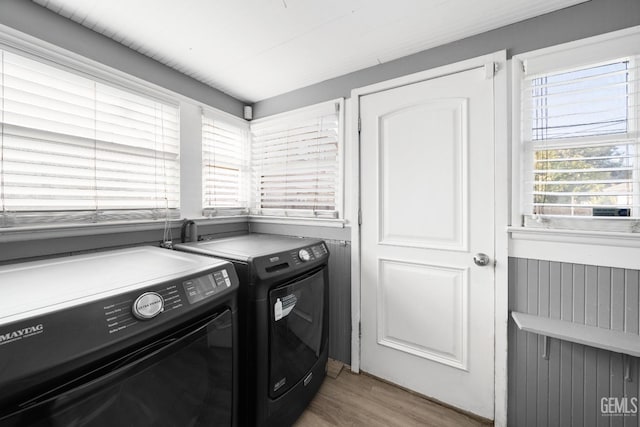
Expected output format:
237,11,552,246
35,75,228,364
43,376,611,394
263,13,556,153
294,370,493,427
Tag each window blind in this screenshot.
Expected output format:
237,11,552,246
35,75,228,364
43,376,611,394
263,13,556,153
0,49,180,227
521,58,639,226
202,113,248,215
250,100,342,218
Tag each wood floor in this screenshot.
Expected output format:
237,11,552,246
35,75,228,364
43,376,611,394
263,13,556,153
293,370,492,427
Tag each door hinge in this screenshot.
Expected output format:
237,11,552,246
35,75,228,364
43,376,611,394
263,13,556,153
485,62,498,79
358,322,362,339
358,116,361,133
358,209,362,225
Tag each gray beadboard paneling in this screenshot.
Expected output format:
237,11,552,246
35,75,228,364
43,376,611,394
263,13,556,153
512,333,640,427
509,257,640,427
627,271,640,335
325,239,352,364
512,259,640,334
253,0,640,118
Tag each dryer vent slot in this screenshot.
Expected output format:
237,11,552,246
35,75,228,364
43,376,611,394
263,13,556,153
266,263,289,273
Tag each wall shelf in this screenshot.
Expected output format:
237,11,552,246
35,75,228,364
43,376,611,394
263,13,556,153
511,311,640,358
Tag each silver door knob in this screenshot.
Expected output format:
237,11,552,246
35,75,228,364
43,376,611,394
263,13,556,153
473,253,491,266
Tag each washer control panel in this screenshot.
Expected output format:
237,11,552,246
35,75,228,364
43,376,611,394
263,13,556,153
102,266,237,335
183,269,233,305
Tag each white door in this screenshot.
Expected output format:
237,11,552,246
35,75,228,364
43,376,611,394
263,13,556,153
359,64,495,419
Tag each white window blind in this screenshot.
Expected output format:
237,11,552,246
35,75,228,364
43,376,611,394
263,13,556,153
0,49,180,227
520,56,639,230
202,113,249,215
250,100,342,218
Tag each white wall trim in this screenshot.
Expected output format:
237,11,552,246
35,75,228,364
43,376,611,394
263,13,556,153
493,51,509,427
349,50,509,425
201,104,252,129
509,226,640,269
349,92,362,374
180,101,205,219
247,216,347,228
518,24,640,76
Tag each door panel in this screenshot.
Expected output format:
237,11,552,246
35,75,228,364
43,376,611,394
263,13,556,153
360,65,495,419
377,258,468,369
379,99,468,250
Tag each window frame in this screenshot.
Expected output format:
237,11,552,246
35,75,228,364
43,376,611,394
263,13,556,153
0,25,187,230
512,26,640,234
248,98,345,221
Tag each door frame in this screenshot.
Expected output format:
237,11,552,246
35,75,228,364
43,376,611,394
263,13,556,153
349,51,509,426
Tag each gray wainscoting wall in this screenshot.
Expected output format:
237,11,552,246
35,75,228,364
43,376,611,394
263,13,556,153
508,257,640,427
323,238,352,365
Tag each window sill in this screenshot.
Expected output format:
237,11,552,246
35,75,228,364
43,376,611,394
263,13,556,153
509,226,640,246
0,216,249,244
0,214,348,247
248,215,349,228
508,226,640,269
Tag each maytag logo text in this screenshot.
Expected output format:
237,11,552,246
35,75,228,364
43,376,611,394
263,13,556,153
0,324,44,345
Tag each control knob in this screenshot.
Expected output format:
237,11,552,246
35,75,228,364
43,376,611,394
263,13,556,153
298,249,311,262
132,292,164,320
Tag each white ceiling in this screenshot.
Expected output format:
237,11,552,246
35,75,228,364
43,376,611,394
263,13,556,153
33,0,588,103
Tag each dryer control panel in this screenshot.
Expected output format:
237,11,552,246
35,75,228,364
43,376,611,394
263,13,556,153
291,243,328,265
253,242,329,281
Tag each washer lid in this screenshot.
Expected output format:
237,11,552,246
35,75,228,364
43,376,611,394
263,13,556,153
0,246,226,325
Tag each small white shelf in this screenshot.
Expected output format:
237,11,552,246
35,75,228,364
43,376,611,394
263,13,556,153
511,311,640,358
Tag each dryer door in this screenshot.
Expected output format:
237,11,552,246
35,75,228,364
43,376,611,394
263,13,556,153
268,267,326,398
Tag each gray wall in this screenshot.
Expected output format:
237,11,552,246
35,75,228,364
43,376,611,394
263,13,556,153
508,257,640,427
0,220,249,265
253,0,640,118
0,0,245,116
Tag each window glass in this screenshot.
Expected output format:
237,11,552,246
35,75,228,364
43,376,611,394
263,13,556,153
522,59,637,221
530,62,629,140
